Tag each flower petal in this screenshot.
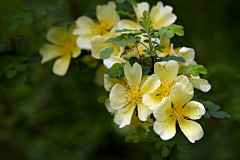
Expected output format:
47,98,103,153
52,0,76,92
103,55,125,69
110,83,126,110
190,77,211,92
73,16,94,35
178,119,204,143
159,33,170,46
133,2,149,20
91,35,109,59
39,44,63,64
137,102,152,121
53,53,71,76
76,34,95,49
183,101,205,120
117,20,140,30
154,60,179,83
105,98,115,113
170,82,194,107
140,74,160,94
153,97,172,121
72,46,81,58
124,62,142,87
104,74,120,92
46,26,71,46
154,117,176,140
96,1,119,28
114,105,135,128
142,93,162,110
174,75,189,84
178,47,195,65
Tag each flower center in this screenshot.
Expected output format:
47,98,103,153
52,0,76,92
92,20,110,35
60,37,75,55
171,103,186,122
124,85,142,106
155,81,174,99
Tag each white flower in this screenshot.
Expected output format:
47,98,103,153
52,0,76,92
189,75,211,92
39,26,81,76
108,63,160,128
142,60,189,110
117,1,176,30
73,1,120,49
153,82,205,143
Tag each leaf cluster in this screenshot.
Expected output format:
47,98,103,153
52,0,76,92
155,24,184,38
201,101,231,119
179,64,208,78
106,63,125,79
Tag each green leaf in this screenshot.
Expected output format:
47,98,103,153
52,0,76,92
168,24,184,29
99,47,114,59
206,104,220,111
128,0,137,6
97,96,108,103
139,21,146,29
4,20,19,32
142,66,151,76
20,13,33,26
14,74,27,84
174,29,184,36
6,70,17,79
34,8,46,16
125,133,140,143
204,112,211,118
136,126,146,137
16,64,27,72
156,27,167,36
161,144,170,157
7,10,24,19
129,57,141,65
26,68,36,77
117,10,135,21
162,56,185,63
109,63,125,72
177,140,190,152
210,111,231,118
151,154,164,160
155,140,164,149
167,136,178,146
126,36,136,43
140,29,147,33
166,29,174,38
116,0,126,4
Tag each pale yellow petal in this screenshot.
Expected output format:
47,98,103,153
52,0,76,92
179,119,204,143
90,35,109,59
140,74,160,94
142,93,162,110
153,97,172,121
105,98,115,113
137,102,152,121
96,1,119,28
110,83,126,110
114,105,135,128
133,2,149,20
170,82,194,107
73,16,94,35
39,44,63,64
72,46,81,58
154,60,179,83
117,20,140,30
178,47,195,65
53,53,71,76
159,33,170,46
76,34,95,49
174,75,189,84
124,62,142,87
190,77,211,92
46,26,70,46
154,117,176,140
183,101,205,120
103,55,125,69
104,74,120,92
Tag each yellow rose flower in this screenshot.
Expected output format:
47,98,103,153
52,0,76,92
153,82,205,143
39,25,81,76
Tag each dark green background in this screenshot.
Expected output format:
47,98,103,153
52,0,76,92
0,0,239,159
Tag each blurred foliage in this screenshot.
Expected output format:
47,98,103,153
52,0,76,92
0,0,239,159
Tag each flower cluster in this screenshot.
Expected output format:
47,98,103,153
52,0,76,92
39,0,229,153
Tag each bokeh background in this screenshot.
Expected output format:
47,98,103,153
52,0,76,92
0,0,239,159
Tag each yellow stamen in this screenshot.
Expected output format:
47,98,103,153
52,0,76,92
60,37,75,55
124,85,142,106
